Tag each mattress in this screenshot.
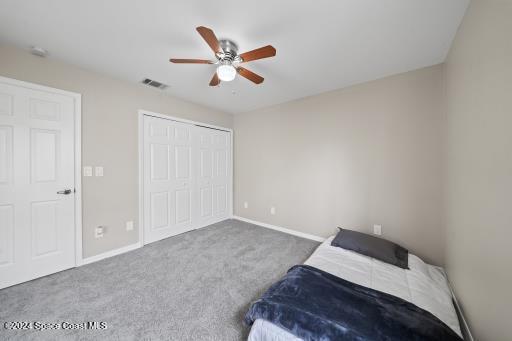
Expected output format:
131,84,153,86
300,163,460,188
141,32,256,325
248,236,461,341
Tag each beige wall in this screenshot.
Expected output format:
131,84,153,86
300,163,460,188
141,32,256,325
234,65,445,265
444,0,512,340
0,44,232,258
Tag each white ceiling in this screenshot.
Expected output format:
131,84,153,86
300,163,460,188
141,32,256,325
0,0,469,114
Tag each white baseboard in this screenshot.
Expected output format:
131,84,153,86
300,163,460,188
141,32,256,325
233,216,325,242
81,217,229,266
80,242,142,266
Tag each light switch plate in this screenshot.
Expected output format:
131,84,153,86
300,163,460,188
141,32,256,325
270,207,276,215
126,221,134,231
83,166,93,177
244,202,248,209
95,166,104,177
373,224,382,236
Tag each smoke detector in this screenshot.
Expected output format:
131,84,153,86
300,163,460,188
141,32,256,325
30,46,48,58
141,78,168,90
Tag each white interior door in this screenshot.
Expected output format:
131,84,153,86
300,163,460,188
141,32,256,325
142,115,231,245
0,79,77,289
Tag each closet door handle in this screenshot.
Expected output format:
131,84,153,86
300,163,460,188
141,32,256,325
57,189,73,195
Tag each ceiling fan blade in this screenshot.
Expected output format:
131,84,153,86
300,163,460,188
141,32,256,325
237,67,264,84
196,26,222,55
239,45,276,63
169,58,214,64
209,72,220,86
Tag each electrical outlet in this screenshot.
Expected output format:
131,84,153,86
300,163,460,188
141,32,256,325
373,224,382,236
95,226,105,238
83,166,93,177
270,207,276,215
126,221,134,231
244,202,248,209
95,166,104,177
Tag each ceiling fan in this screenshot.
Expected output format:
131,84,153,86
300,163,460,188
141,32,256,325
170,26,276,86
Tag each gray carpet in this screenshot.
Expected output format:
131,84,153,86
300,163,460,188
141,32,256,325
0,219,319,341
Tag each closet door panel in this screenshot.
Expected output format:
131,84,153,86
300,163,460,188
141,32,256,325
211,130,230,221
200,187,213,218
143,117,194,244
175,189,191,224
169,121,194,232
196,127,214,225
174,146,191,179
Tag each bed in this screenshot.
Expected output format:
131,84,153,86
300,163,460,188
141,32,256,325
247,236,462,340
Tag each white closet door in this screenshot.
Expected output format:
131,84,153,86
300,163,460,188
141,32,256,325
196,127,231,226
0,81,76,289
207,130,231,221
143,116,196,244
172,121,195,231
143,115,231,244
196,127,215,226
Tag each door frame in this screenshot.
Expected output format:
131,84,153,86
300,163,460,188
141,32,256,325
0,76,83,266
138,109,233,245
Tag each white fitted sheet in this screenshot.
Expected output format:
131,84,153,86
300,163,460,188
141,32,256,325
248,319,302,341
248,236,461,340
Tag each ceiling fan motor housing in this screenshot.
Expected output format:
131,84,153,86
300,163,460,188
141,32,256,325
218,39,241,63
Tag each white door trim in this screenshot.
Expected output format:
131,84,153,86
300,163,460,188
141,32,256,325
138,109,233,245
0,76,83,266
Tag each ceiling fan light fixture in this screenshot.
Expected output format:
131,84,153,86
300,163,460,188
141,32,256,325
169,26,276,86
216,64,236,82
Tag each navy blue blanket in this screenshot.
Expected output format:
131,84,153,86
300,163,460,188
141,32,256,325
245,265,462,341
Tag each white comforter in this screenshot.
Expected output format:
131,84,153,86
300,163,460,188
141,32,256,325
248,236,461,340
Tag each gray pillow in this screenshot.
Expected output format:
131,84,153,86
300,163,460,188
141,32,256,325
331,228,409,269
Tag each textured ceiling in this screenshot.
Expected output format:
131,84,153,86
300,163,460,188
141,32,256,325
0,0,469,113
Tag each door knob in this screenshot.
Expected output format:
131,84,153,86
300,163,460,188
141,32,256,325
57,189,73,195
